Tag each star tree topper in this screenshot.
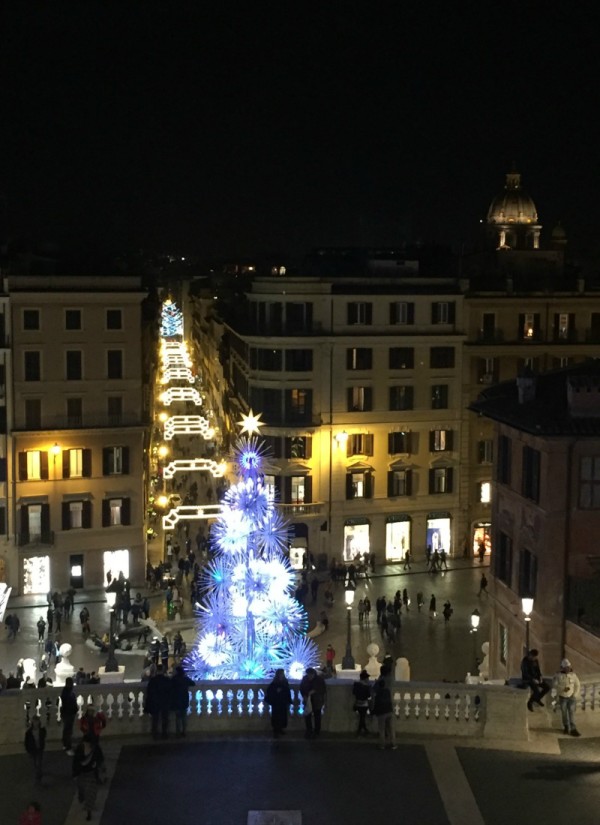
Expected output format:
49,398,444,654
237,409,265,436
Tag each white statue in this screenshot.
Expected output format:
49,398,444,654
365,642,381,678
395,656,410,682
22,657,37,687
478,641,490,681
54,643,76,686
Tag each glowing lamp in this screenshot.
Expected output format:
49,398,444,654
522,597,534,619
158,445,169,459
335,431,349,446
156,495,169,508
344,587,355,608
106,591,117,608
51,442,61,456
470,609,481,631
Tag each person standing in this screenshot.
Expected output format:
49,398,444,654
299,667,326,739
553,659,581,736
357,599,365,624
36,617,46,643
60,677,78,755
159,637,170,671
372,666,396,750
80,704,107,745
416,591,424,612
521,649,550,711
352,670,372,736
375,596,385,624
429,594,437,619
402,588,410,612
171,665,195,737
403,550,411,570
144,664,172,739
478,573,488,596
24,716,46,783
72,737,101,821
265,668,292,738
46,605,54,634
325,644,336,676
19,802,42,825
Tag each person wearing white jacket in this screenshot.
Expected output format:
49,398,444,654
553,658,581,737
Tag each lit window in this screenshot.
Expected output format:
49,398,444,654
480,482,491,503
110,499,122,526
523,314,535,339
290,476,305,504
70,501,83,529
27,451,41,480
69,448,83,478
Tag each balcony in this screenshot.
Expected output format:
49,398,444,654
13,413,145,432
17,531,55,548
277,502,324,517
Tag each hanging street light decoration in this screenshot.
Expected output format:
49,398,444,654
162,503,223,531
160,387,203,406
163,458,227,480
163,415,215,440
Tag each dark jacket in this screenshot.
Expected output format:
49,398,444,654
266,678,292,710
299,673,326,711
144,673,172,714
24,725,46,755
372,677,393,716
521,656,542,683
72,742,100,777
352,680,371,706
60,686,78,717
170,672,195,711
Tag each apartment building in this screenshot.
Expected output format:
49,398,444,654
0,274,149,595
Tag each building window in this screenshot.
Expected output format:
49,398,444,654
110,499,122,525
346,471,373,499
389,347,414,369
68,449,83,478
102,497,131,527
24,399,42,429
285,436,312,459
430,347,455,369
479,482,491,504
251,348,282,371
67,398,83,426
285,302,313,333
554,313,574,341
390,301,414,325
580,456,600,508
388,431,411,454
431,384,449,409
107,350,123,379
263,474,276,499
495,532,513,586
103,446,129,475
107,396,123,424
519,312,540,340
65,309,82,330
478,439,493,464
262,436,282,459
431,301,455,324
389,385,414,411
347,386,372,412
522,446,541,503
27,451,42,480
519,548,537,597
481,313,496,342
66,350,83,380
429,467,453,494
24,351,41,381
497,435,512,484
290,476,305,504
388,469,411,497
106,309,122,330
69,501,83,529
285,349,313,371
347,348,372,371
498,623,508,665
347,433,374,456
478,357,497,384
286,389,311,422
347,302,372,325
23,309,40,331
430,429,453,451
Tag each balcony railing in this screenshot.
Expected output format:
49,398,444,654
0,680,532,746
277,502,324,517
13,413,145,432
17,531,54,548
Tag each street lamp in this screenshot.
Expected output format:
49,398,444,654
341,585,356,670
470,608,481,632
105,589,119,672
522,596,534,653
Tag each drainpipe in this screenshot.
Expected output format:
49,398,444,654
562,439,574,658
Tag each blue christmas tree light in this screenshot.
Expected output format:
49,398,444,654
185,411,320,680
161,299,184,338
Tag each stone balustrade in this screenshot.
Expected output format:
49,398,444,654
0,681,533,745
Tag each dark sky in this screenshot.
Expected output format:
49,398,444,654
1,4,598,261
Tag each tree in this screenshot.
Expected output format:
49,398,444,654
185,412,320,680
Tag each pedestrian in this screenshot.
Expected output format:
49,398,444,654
0,668,7,690
80,704,107,745
79,606,90,637
376,596,385,624
440,549,449,570
36,617,46,642
443,600,453,622
149,636,160,665
352,670,372,736
171,665,195,737
393,591,402,615
363,596,371,623
19,802,42,825
478,573,488,596
54,607,62,633
60,676,78,755
373,666,396,750
403,550,411,570
310,576,319,604
46,606,53,634
265,668,292,738
357,599,365,624
37,674,53,688
159,636,170,670
24,715,46,783
416,591,424,612
370,553,376,573
72,736,102,821
380,611,389,639
325,644,336,675
426,545,432,568
478,541,486,563
429,594,437,619
299,667,326,739
144,664,172,739
402,588,410,611
521,649,550,711
553,659,581,736
173,630,184,659
44,636,56,664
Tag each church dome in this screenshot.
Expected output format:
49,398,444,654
487,171,538,225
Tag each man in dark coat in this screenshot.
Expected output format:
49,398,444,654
171,665,195,737
145,665,172,739
60,677,78,755
521,649,550,711
265,668,292,737
299,667,326,739
24,715,46,782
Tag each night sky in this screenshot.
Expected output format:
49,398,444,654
1,4,598,262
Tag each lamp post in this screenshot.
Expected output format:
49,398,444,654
341,584,356,670
522,596,534,653
470,608,481,671
105,590,119,672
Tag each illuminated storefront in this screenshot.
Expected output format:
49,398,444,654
426,512,452,556
385,515,411,562
343,518,370,562
103,549,130,584
472,523,492,558
23,555,50,595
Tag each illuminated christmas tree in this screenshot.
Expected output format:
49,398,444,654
185,411,320,680
161,299,184,338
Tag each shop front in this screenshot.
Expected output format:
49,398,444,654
472,523,492,559
22,554,50,595
103,549,130,586
385,515,411,562
343,518,370,562
426,512,452,556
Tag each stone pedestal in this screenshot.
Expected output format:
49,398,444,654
97,666,126,684
334,665,362,681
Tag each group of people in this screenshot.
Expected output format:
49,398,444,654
521,649,582,736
